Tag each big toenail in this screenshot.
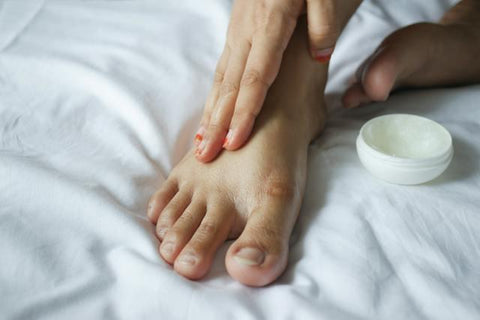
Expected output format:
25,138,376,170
233,247,265,266
177,253,197,266
161,242,174,256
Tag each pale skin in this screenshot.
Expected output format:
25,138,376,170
194,0,362,163
149,0,480,286
149,18,327,286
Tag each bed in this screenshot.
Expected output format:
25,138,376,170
1,0,479,319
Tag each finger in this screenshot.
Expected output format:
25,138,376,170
342,82,371,108
195,45,231,147
306,0,338,63
224,14,297,151
196,39,251,162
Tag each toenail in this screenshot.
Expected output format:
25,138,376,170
161,242,174,256
233,247,265,266
177,252,197,266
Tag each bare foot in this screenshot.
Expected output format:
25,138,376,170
343,0,480,108
147,18,327,286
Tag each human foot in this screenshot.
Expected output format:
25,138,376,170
147,18,327,286
342,0,480,108
194,0,361,164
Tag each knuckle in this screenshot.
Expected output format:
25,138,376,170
262,225,283,243
309,25,340,44
241,69,269,88
160,205,177,220
207,122,227,134
213,71,224,84
175,212,196,228
235,108,258,123
196,221,217,239
254,5,296,46
156,223,169,237
219,81,239,97
250,222,283,246
157,211,174,226
164,228,180,242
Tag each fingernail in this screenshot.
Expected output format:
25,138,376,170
313,47,334,64
161,241,174,256
194,127,205,146
223,129,233,148
196,139,206,155
233,247,265,266
177,252,197,266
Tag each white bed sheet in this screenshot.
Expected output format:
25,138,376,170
1,0,479,319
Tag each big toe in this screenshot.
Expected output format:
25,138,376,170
225,199,296,287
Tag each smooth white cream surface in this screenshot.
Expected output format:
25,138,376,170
362,114,452,159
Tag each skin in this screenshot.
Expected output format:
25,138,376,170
148,18,327,286
342,0,480,109
195,0,362,163
148,0,480,286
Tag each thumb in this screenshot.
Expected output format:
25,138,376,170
306,0,339,63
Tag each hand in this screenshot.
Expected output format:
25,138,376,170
195,0,362,162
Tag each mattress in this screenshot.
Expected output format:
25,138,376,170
1,0,479,319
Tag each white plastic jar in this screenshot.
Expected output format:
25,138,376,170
356,114,453,185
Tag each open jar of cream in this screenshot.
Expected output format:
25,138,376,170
356,114,453,185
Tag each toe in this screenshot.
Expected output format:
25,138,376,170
159,198,206,264
225,198,296,287
155,190,191,241
147,179,178,223
174,202,235,280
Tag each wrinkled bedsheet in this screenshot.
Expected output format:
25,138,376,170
1,0,479,319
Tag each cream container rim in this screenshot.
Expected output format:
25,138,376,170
357,114,453,167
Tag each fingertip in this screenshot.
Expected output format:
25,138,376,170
194,126,206,147
222,129,233,149
342,83,369,108
223,121,254,151
311,47,334,64
195,138,224,163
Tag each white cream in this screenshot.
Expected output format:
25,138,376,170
356,114,453,185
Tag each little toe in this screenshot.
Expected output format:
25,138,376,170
174,202,235,280
155,190,191,241
159,198,206,264
226,198,296,287
147,179,178,223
